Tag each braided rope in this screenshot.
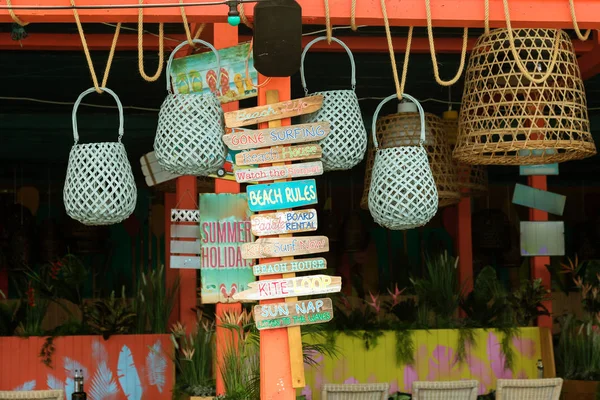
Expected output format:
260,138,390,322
138,0,164,82
179,0,195,46
350,0,357,31
239,2,253,28
380,0,412,99
502,0,561,84
5,0,28,26
71,0,121,94
569,0,591,41
324,0,332,43
425,0,468,86
484,0,489,34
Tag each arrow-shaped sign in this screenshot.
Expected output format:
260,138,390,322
232,274,341,301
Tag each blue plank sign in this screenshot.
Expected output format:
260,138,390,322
246,179,318,212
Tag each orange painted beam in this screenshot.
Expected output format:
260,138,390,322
164,192,180,329
1,0,600,28
578,31,600,80
1,32,596,54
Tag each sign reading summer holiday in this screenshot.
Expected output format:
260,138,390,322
233,275,341,301
241,236,329,259
224,95,324,128
246,179,318,212
199,193,255,304
253,257,327,277
223,123,330,151
170,42,258,103
251,209,318,236
235,144,323,166
235,161,323,183
254,298,334,330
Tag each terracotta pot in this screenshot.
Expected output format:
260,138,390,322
561,380,600,400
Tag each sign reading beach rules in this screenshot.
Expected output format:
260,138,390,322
254,298,333,330
246,179,318,212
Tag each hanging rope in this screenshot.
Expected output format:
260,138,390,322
5,0,28,26
138,0,164,82
179,0,195,46
569,0,591,41
380,0,412,99
239,2,253,28
350,0,357,31
425,0,468,86
71,0,121,93
324,0,332,43
484,0,490,34
502,0,561,84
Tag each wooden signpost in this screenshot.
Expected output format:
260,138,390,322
223,123,331,151
246,179,318,212
251,209,318,236
254,298,333,330
224,95,324,128
252,257,327,276
235,161,323,183
235,143,322,166
233,275,341,301
241,236,329,259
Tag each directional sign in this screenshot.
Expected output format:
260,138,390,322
232,274,341,301
224,95,324,128
235,144,323,166
235,161,323,183
251,209,317,236
512,183,566,216
254,298,333,330
253,257,327,277
241,236,329,259
246,179,318,212
223,122,331,151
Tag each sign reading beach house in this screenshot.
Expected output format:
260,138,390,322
251,209,318,236
254,298,333,330
246,179,318,212
223,123,330,151
199,193,255,304
233,274,341,301
252,257,327,277
235,144,323,166
224,95,324,128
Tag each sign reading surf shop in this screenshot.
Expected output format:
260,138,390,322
246,179,318,212
224,95,324,128
254,298,333,330
241,236,329,259
223,123,330,151
199,193,255,304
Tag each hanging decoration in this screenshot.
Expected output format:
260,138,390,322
63,87,137,226
442,110,488,196
299,36,367,171
454,27,595,165
368,94,439,230
154,39,227,176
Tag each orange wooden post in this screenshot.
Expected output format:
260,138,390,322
528,175,552,328
256,78,296,400
457,194,474,295
209,22,242,396
164,192,179,329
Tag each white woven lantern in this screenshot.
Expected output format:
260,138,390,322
64,87,137,226
154,39,226,176
299,37,367,171
368,94,438,230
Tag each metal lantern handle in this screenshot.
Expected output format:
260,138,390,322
165,39,222,94
371,93,425,150
72,87,124,144
300,36,357,95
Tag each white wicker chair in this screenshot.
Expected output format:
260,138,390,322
496,378,563,400
322,383,389,400
0,390,64,400
412,380,479,400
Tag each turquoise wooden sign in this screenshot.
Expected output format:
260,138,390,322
519,164,559,176
512,184,566,216
246,179,318,212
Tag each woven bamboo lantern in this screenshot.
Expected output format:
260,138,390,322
443,110,488,196
361,102,461,210
454,28,596,165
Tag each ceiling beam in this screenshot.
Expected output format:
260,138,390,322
1,0,599,28
578,31,600,80
0,33,595,54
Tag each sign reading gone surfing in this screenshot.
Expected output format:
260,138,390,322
233,274,341,301
235,144,322,166
246,179,318,212
224,95,324,128
235,161,323,183
251,209,317,236
241,236,329,259
223,122,330,151
252,257,326,276
254,298,333,330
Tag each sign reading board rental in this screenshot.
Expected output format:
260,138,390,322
246,179,318,212
251,209,318,236
254,298,333,330
233,274,342,301
223,123,331,151
199,193,254,304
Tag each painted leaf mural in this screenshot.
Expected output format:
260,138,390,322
145,341,167,393
13,380,36,391
117,345,143,400
90,361,119,400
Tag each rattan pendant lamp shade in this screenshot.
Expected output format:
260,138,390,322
454,28,596,165
361,103,461,209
